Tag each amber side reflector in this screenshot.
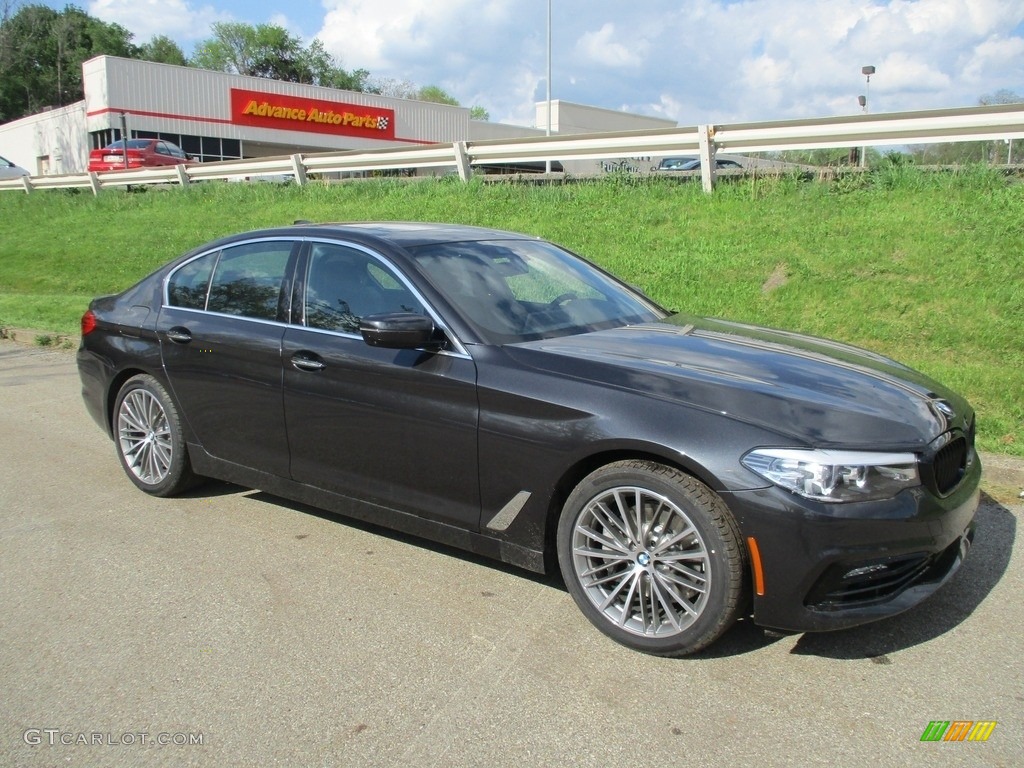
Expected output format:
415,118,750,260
747,537,765,596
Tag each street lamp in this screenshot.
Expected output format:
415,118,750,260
859,65,875,167
545,0,552,173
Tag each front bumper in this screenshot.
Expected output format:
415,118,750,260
728,453,981,633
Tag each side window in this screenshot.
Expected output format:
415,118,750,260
167,251,218,309
305,244,424,333
207,241,293,320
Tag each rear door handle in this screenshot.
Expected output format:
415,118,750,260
291,353,326,372
166,327,192,344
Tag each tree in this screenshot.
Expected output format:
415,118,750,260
0,3,137,122
416,85,489,120
417,85,459,106
138,35,186,66
367,77,418,99
299,38,369,91
190,22,367,90
979,89,1023,107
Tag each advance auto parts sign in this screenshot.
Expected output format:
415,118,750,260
230,88,395,140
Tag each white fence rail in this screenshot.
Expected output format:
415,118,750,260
2,103,1022,195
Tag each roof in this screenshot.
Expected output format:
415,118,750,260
289,221,540,248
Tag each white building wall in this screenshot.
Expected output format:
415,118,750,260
536,100,677,136
0,102,88,174
468,120,545,141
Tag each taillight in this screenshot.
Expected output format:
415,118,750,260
81,310,97,336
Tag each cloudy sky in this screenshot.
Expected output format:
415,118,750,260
66,1,1024,127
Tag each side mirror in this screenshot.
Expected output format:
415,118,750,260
360,312,440,349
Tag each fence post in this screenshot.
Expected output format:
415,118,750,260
88,172,101,196
453,142,472,182
175,165,190,187
699,124,717,193
290,154,308,186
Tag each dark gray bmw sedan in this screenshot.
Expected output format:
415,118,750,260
78,222,981,656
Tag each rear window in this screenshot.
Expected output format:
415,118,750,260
104,140,152,150
167,252,217,309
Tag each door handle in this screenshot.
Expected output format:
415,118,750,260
166,327,192,344
291,353,326,372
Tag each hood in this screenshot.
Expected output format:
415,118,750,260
511,314,971,449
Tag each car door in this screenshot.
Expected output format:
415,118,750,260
154,142,175,166
281,240,481,529
159,237,299,477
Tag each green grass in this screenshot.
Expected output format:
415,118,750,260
1,169,1021,456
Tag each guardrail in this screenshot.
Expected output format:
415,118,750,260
2,102,1022,195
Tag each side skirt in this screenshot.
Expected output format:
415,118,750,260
188,444,547,574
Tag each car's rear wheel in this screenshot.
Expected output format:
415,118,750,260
557,460,745,656
114,374,198,497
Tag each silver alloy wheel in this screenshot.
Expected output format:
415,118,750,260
571,485,711,638
117,388,173,486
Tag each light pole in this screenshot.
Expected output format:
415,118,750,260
545,0,552,173
859,65,875,168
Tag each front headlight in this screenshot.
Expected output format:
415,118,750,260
741,448,920,502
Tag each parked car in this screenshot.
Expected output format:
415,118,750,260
656,157,743,171
0,154,30,179
77,223,980,656
87,139,195,172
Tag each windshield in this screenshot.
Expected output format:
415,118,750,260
658,157,695,169
408,238,666,344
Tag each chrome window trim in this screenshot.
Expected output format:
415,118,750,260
162,236,473,360
156,303,295,330
163,236,298,310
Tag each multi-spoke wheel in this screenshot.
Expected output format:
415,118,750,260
557,460,744,656
113,374,198,497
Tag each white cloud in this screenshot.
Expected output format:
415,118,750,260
317,0,489,71
576,23,646,68
961,35,1024,87
88,0,231,43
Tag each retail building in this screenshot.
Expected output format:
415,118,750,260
0,56,677,177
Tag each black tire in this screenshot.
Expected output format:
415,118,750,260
557,460,745,656
113,374,199,497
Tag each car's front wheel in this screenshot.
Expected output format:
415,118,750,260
557,460,745,656
113,374,198,497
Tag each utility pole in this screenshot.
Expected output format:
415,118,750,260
859,65,875,168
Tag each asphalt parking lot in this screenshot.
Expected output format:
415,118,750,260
1,339,1022,768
